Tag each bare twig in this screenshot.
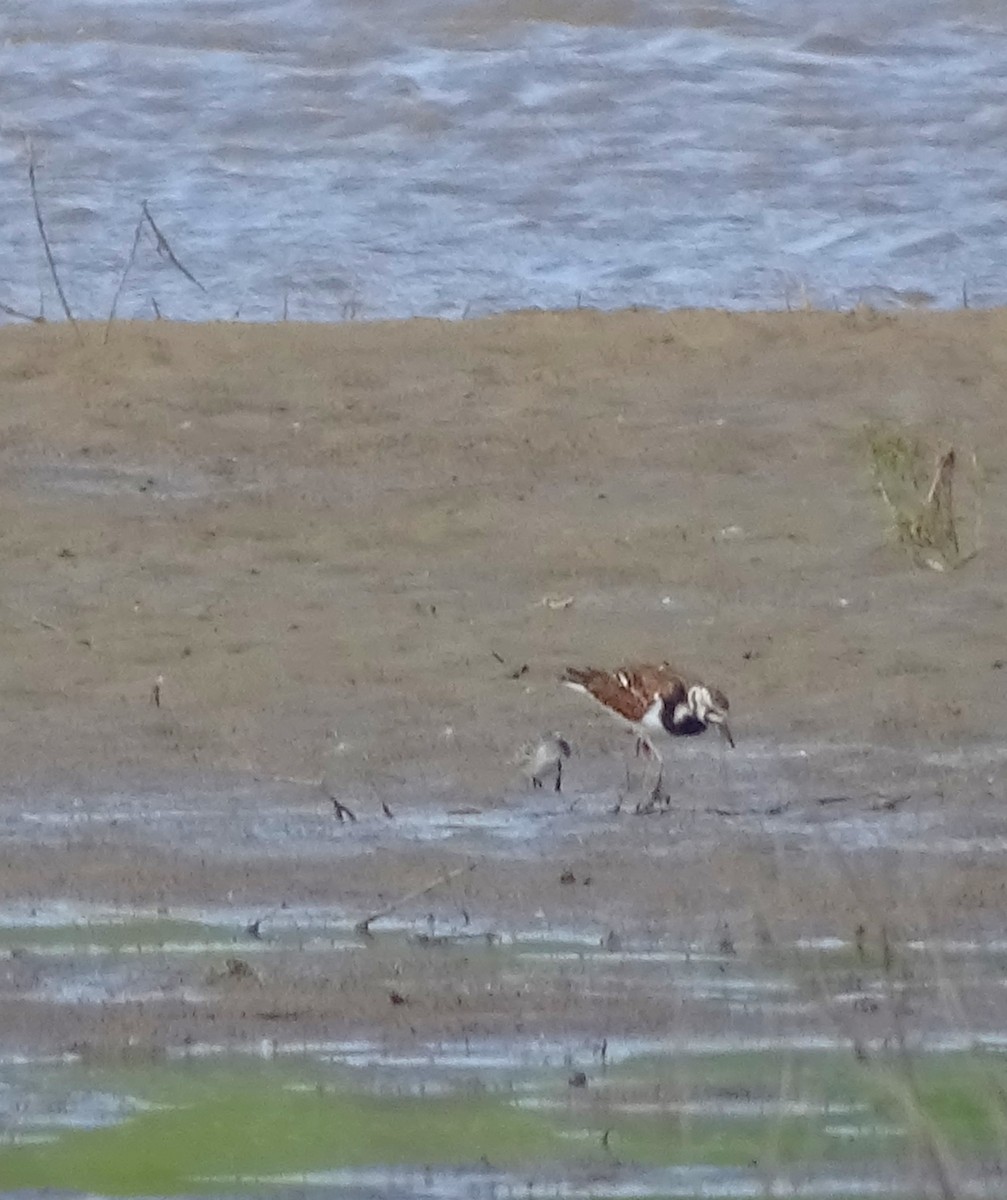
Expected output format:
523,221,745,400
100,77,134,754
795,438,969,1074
0,300,44,324
705,794,904,818
103,209,146,344
704,800,794,817
790,889,961,1200
879,931,960,1200
30,615,64,634
871,794,911,812
924,448,959,558
26,145,81,341
354,863,476,935
970,449,984,559
869,428,980,570
142,201,205,292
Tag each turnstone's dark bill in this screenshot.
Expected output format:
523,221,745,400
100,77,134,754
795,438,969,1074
563,662,733,808
516,732,573,792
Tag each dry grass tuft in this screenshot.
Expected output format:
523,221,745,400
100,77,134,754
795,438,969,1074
867,425,983,570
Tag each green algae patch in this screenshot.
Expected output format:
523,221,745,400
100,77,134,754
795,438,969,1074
862,1053,1007,1151
0,1063,565,1194
3,1049,1007,1195
0,915,240,955
0,1053,870,1194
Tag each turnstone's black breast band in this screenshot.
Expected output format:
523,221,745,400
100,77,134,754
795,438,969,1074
664,710,707,737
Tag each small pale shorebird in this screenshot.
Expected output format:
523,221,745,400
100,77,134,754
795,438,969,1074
562,662,733,810
516,732,573,793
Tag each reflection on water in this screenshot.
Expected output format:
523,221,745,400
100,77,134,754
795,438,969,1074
2,0,1007,321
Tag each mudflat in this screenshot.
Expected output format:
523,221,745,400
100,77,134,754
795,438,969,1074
0,308,1005,1055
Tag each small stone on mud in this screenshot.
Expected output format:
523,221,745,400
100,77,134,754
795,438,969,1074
568,1071,588,1088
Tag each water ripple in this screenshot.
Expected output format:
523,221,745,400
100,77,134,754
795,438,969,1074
2,1,1007,320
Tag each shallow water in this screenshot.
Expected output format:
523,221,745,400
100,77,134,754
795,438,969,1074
0,737,1000,863
3,1,1007,321
4,892,1007,1195
1,1041,1006,1197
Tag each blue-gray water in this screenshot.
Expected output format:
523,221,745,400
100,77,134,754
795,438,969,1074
2,0,1007,322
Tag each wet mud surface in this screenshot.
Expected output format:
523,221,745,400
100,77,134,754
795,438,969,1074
0,312,1006,1194
0,750,1005,1054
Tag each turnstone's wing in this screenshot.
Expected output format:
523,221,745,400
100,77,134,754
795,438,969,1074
563,665,668,722
626,662,690,702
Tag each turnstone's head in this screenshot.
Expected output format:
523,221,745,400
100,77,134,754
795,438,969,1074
687,684,734,747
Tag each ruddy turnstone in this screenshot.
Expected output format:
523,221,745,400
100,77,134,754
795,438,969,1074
516,732,573,792
562,662,733,808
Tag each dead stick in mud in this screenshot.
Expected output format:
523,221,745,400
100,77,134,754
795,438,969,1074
30,615,63,634
329,794,357,823
705,801,795,817
704,793,911,818
268,772,358,822
26,145,81,342
354,863,476,936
